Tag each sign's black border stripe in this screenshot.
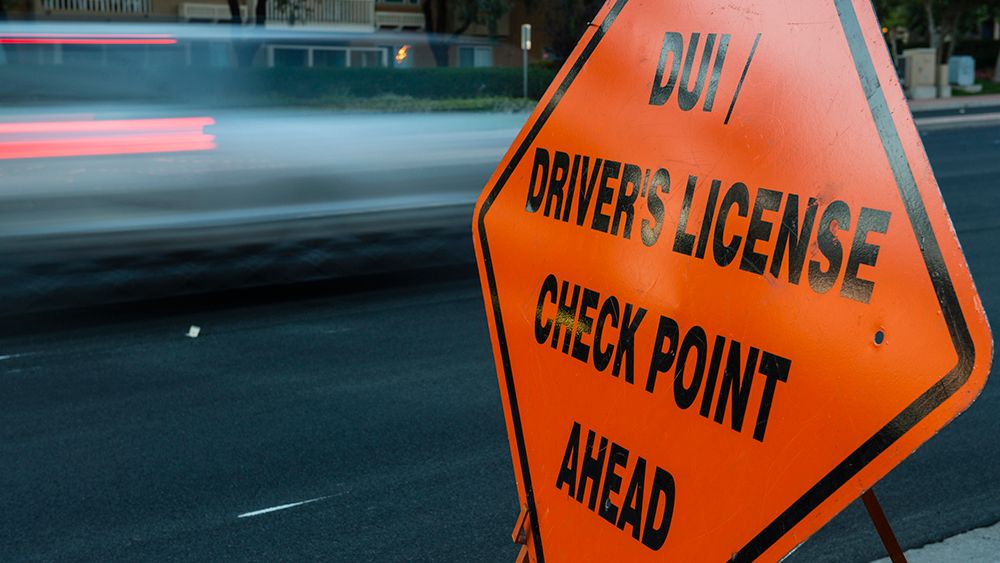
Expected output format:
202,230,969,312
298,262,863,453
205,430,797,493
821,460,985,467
735,0,975,559
477,1,628,560
477,0,976,561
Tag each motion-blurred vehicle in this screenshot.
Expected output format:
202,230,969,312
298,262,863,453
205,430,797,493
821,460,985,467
0,23,526,312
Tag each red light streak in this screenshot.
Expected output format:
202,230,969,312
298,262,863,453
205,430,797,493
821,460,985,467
0,117,216,160
0,33,176,45
0,38,176,45
0,117,214,135
0,33,174,37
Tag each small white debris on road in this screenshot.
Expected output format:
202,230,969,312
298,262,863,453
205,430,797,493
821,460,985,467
237,496,328,519
186,325,201,338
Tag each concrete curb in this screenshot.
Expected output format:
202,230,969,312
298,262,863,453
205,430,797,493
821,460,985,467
870,520,1000,563
909,93,1000,113
914,112,1000,130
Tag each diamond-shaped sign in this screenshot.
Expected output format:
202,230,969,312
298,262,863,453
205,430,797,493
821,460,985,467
473,0,993,560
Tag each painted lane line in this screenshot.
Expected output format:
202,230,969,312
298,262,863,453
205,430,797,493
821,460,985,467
237,496,328,519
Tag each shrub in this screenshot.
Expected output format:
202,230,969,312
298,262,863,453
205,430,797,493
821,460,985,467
0,64,559,105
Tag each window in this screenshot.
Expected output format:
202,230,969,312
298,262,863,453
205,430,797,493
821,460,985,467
273,47,308,67
350,50,383,68
458,46,493,68
313,49,348,68
267,46,387,68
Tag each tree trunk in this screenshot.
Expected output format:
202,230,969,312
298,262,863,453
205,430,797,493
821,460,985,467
227,0,242,24
422,0,450,67
256,0,267,26
0,0,6,64
924,0,940,60
943,10,963,64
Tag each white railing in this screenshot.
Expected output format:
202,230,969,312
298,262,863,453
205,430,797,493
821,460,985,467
374,10,424,30
268,0,374,27
180,2,247,21
41,0,151,14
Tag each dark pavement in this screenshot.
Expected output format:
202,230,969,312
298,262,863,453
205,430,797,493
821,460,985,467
1,120,999,561
0,273,519,561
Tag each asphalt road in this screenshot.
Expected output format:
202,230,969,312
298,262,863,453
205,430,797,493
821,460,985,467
0,272,519,561
1,119,999,562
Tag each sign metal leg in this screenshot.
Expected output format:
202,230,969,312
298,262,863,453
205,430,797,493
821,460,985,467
861,489,907,563
512,503,533,562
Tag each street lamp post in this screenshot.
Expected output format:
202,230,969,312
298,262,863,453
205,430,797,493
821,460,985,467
521,24,531,98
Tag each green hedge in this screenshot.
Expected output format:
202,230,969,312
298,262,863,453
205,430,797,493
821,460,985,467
0,64,559,105
951,40,1000,70
239,67,559,100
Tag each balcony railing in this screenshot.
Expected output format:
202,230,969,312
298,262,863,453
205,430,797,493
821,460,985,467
180,2,247,21
374,10,424,30
40,0,152,15
267,0,374,28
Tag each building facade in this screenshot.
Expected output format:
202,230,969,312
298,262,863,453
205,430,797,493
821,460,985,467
2,0,552,68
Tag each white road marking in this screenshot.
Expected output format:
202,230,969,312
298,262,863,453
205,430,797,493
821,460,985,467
871,519,1000,563
0,354,23,361
237,496,328,519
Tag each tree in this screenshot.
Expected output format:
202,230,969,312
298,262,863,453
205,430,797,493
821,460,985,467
873,0,915,63
542,0,601,63
226,0,242,24
257,0,267,26
0,0,28,20
874,0,998,63
222,0,263,67
421,0,512,67
929,0,974,63
224,0,266,26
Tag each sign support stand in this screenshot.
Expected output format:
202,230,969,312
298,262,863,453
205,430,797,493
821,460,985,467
861,489,908,563
477,0,992,559
511,504,532,563
508,491,911,561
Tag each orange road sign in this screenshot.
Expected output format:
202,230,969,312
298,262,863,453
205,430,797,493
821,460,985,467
472,0,993,561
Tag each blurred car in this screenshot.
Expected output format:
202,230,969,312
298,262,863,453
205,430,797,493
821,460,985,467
0,23,526,312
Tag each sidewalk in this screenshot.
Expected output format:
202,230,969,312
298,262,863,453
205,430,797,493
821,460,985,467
870,520,1000,563
909,93,1000,112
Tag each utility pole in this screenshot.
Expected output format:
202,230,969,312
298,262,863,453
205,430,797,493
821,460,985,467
521,24,531,98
